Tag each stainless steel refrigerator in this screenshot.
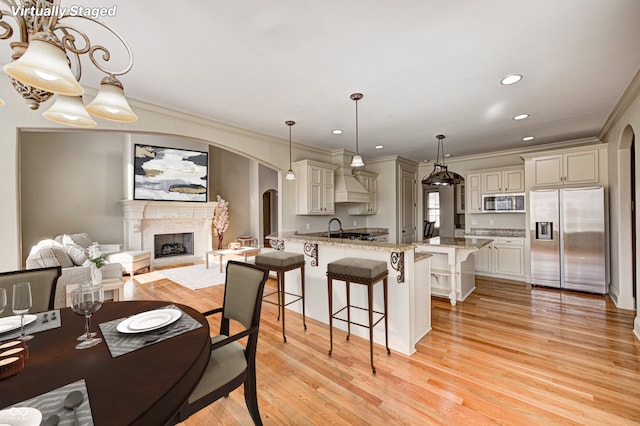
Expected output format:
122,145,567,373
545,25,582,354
529,186,606,293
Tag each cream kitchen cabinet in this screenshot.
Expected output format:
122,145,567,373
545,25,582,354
294,160,337,215
482,168,524,194
468,236,525,281
466,173,482,213
531,149,599,187
348,170,378,215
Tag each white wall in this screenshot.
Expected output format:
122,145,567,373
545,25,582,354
20,131,126,261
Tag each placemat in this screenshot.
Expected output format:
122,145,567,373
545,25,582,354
0,310,61,342
98,304,203,358
3,378,93,425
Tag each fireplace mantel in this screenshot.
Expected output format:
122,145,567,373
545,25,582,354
120,200,218,266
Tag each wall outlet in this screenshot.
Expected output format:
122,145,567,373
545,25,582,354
489,219,494,226
306,223,310,231
353,220,357,226
471,219,477,225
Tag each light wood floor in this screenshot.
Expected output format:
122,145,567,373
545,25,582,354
123,265,640,425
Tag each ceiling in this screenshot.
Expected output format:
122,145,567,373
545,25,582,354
3,0,640,162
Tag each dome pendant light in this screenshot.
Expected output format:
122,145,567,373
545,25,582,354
350,93,365,168
285,120,296,180
422,134,464,186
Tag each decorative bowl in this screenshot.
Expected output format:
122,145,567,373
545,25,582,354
228,242,242,250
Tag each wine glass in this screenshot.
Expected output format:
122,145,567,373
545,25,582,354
71,284,104,350
0,288,7,316
75,281,97,341
12,282,33,341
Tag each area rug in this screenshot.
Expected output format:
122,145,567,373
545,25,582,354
154,263,229,290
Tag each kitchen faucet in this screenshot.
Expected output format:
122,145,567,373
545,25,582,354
327,217,343,238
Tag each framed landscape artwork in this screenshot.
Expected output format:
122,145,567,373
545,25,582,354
134,144,208,202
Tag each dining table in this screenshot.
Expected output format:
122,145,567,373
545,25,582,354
0,300,211,425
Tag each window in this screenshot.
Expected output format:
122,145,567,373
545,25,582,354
426,190,440,228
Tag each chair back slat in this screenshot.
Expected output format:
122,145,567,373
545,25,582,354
223,261,269,330
0,266,61,317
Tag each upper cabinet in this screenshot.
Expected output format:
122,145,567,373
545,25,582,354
524,145,607,189
466,166,524,213
466,173,482,213
294,160,337,215
348,170,378,215
482,168,524,193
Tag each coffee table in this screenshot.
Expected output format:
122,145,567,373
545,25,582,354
206,247,261,272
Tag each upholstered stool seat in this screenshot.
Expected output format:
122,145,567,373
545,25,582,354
327,257,389,374
107,250,151,276
255,251,305,342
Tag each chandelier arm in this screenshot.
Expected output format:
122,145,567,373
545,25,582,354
55,15,134,76
57,26,84,81
0,4,27,42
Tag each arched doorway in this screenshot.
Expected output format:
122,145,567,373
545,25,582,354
617,124,638,311
262,189,278,247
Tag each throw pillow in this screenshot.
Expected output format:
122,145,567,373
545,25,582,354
66,233,93,248
62,234,89,266
26,245,74,268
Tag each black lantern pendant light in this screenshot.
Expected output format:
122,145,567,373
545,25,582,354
285,120,296,180
422,134,464,186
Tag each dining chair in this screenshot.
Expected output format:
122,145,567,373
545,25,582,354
0,266,61,317
172,260,269,425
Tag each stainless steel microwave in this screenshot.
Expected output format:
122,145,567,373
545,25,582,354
482,193,525,212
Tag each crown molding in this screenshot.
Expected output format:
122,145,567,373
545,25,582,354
598,66,640,140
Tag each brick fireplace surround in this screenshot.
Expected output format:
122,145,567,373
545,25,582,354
120,200,218,266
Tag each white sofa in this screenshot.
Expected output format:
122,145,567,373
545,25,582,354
25,233,124,309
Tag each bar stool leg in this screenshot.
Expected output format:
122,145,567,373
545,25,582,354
275,271,282,322
328,275,333,356
346,281,351,341
279,271,286,343
368,282,376,374
301,264,307,330
383,276,390,355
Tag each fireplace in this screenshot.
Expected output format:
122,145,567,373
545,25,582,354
154,232,194,258
120,200,218,266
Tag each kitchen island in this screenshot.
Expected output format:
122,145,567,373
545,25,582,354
415,236,492,306
266,232,431,355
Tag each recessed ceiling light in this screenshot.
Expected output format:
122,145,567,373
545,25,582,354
501,74,523,85
513,114,529,120
332,129,343,135
375,145,383,149
522,136,534,141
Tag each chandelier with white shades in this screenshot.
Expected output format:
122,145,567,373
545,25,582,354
0,0,137,127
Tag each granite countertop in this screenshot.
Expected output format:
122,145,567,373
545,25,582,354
301,227,389,237
266,231,412,252
417,236,493,249
465,228,526,238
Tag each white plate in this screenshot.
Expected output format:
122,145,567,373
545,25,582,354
0,315,38,334
0,407,42,426
116,309,182,334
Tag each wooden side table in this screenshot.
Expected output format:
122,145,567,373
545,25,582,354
205,247,261,272
65,278,124,307
237,236,258,247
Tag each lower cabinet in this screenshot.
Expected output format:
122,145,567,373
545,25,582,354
469,237,525,281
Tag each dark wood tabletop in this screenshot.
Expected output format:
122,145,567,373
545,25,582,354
0,300,211,425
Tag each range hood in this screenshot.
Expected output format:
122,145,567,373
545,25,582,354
334,166,371,204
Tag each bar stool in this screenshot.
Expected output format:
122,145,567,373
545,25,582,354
254,251,305,342
326,257,389,374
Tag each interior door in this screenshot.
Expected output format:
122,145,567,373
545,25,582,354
400,167,416,243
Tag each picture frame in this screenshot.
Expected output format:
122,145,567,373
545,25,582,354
133,144,208,202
